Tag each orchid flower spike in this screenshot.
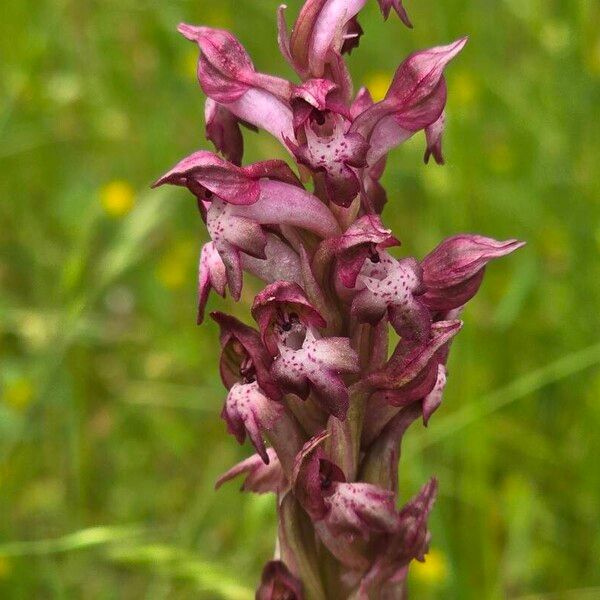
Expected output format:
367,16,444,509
157,2,524,596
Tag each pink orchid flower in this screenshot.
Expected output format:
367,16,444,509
157,1,524,595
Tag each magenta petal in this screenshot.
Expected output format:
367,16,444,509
197,241,227,324
178,24,255,102
386,38,467,112
377,0,413,27
291,431,332,520
395,478,438,561
290,78,346,132
307,0,367,76
421,235,526,311
180,24,293,101
368,319,462,390
231,180,341,239
204,99,245,165
393,78,448,133
222,88,295,145
293,78,339,112
351,86,374,118
207,199,268,257
351,38,465,163
324,482,399,540
207,200,268,298
365,114,413,166
222,381,284,463
256,560,304,600
287,102,368,207
423,110,446,165
215,448,287,494
243,160,302,187
241,234,303,286
153,150,259,205
289,0,367,78
277,5,296,70
358,478,438,594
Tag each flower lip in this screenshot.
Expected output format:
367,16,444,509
351,253,432,342
221,380,283,463
271,329,360,419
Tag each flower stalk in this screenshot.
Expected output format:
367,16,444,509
155,2,524,597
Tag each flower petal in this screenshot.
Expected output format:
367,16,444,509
272,330,359,419
324,481,399,540
352,254,431,342
423,110,446,165
421,234,526,311
241,234,303,286
152,150,259,205
256,560,304,600
333,214,400,288
197,241,227,324
211,311,281,401
377,0,413,27
222,381,284,463
368,319,462,390
230,179,341,239
215,448,287,494
289,0,367,78
204,99,245,165
358,478,438,595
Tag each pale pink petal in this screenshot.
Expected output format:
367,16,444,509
215,448,287,494
197,241,227,324
222,381,284,463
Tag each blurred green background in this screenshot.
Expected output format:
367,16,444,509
1,0,599,598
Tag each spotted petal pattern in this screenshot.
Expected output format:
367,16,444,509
272,330,359,419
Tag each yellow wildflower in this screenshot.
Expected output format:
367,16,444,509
156,239,196,290
182,48,199,81
0,556,12,579
411,548,449,585
3,377,35,411
488,141,515,174
452,70,479,106
365,71,392,102
100,180,135,218
585,37,600,76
